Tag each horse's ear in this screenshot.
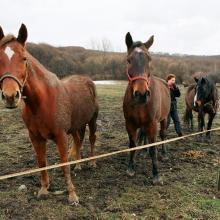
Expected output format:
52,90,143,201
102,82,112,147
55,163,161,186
0,26,4,41
17,23,28,46
125,32,133,50
201,77,206,84
144,35,154,49
194,77,199,83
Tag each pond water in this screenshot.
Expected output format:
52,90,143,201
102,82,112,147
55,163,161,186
93,80,125,85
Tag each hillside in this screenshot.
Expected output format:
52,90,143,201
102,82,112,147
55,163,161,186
27,43,220,83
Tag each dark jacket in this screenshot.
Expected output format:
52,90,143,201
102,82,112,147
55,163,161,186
170,85,181,111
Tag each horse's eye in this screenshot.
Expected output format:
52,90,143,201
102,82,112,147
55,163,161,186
23,57,27,61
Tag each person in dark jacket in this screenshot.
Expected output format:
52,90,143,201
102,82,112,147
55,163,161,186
166,74,183,136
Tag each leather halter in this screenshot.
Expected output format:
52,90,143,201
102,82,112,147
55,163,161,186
0,63,29,93
126,67,150,84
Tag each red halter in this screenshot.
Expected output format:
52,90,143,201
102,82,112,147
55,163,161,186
126,67,150,83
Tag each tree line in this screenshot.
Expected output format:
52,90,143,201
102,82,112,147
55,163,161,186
27,43,220,84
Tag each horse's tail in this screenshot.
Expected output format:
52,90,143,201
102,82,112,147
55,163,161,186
87,80,97,100
183,108,188,124
87,80,99,118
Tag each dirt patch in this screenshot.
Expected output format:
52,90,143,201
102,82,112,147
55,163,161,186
0,84,220,219
182,150,206,159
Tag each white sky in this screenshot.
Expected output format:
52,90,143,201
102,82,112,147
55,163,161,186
1,0,220,55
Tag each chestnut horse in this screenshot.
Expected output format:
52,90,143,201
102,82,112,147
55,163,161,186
0,24,99,205
123,32,170,184
184,76,218,139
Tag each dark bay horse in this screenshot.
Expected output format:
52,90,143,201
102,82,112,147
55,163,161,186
0,24,98,204
123,32,170,184
184,76,218,139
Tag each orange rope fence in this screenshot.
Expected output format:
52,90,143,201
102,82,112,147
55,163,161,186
0,127,220,181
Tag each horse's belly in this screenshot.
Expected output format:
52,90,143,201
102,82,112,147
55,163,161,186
71,105,96,129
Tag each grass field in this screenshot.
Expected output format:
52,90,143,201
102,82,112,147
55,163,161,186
0,81,220,220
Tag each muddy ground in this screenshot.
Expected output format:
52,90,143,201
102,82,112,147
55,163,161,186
0,82,220,220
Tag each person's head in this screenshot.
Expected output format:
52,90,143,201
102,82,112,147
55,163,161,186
166,74,176,86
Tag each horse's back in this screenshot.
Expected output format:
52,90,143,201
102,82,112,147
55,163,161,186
62,75,97,101
152,76,170,121
60,75,98,130
185,84,196,109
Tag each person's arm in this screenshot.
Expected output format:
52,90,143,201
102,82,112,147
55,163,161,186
172,84,181,97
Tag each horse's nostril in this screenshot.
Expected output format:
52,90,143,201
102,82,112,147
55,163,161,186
1,92,5,100
15,91,20,99
134,91,139,97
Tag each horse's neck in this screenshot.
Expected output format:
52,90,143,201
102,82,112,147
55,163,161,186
23,57,59,112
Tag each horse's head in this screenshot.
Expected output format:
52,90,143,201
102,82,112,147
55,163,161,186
125,32,153,104
0,24,28,108
194,76,212,107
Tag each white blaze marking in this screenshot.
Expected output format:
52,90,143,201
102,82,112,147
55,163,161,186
135,47,143,53
4,47,14,60
194,92,197,106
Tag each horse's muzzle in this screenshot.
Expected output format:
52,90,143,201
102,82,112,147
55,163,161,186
133,91,148,103
1,90,21,109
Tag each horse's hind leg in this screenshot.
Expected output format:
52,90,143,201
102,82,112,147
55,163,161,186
137,128,144,145
29,132,49,198
190,110,193,130
160,119,168,160
137,128,148,156
69,127,86,170
88,112,98,168
184,108,193,131
147,123,162,185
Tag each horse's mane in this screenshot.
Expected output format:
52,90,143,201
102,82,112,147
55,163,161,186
25,50,60,87
153,76,167,86
0,34,16,47
0,35,60,86
187,83,196,92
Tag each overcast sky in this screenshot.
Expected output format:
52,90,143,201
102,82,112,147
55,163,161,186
1,0,220,55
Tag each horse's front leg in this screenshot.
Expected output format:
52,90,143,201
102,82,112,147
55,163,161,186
126,122,137,176
206,113,215,139
55,132,79,205
29,132,49,198
198,110,205,132
197,110,205,141
147,123,162,185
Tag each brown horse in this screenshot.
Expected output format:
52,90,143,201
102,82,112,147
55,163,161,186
123,32,170,184
184,76,218,139
0,24,99,205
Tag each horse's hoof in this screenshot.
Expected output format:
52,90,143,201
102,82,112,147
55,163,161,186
68,193,79,206
195,136,202,142
74,164,82,171
205,136,211,143
126,168,135,177
161,155,169,162
37,187,49,199
139,150,148,158
152,175,163,185
89,161,97,168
